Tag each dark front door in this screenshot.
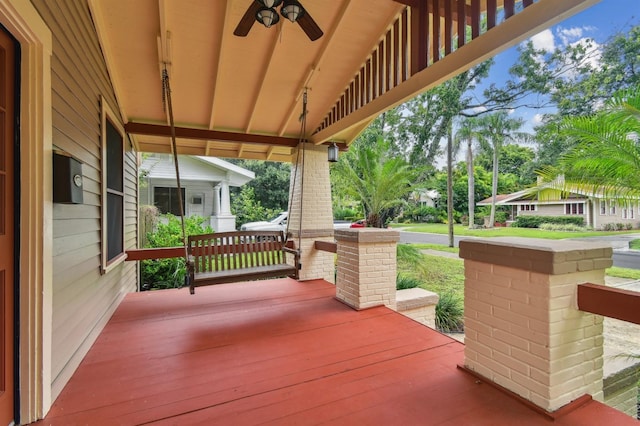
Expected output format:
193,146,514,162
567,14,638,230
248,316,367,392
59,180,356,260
0,26,16,425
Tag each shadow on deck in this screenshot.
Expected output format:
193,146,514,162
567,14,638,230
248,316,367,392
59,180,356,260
32,278,637,425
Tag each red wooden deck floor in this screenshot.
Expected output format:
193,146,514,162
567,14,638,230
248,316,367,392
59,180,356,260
33,278,637,425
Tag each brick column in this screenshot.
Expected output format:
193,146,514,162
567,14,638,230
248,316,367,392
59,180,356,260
287,143,335,282
335,228,399,310
460,237,613,412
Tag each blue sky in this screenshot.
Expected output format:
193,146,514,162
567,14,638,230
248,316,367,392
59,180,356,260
436,0,639,166
488,0,638,131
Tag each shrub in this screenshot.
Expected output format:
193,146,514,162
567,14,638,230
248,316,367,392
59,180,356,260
396,274,422,290
538,223,589,232
625,223,633,230
494,211,508,224
405,205,442,223
141,215,213,291
334,207,360,221
512,215,585,228
435,292,464,333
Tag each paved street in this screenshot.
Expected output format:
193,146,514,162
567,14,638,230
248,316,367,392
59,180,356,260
399,231,640,269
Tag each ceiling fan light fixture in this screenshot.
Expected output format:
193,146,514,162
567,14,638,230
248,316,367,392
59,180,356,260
281,0,304,23
256,7,280,28
258,0,282,8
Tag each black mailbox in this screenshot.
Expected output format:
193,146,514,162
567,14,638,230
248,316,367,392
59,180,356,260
53,151,83,204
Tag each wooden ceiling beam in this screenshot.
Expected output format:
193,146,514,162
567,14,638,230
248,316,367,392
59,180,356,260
125,122,301,147
245,25,284,133
208,0,233,129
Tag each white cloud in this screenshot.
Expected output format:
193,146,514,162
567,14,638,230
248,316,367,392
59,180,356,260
472,106,487,114
570,38,602,71
529,29,555,52
533,114,545,125
557,25,596,46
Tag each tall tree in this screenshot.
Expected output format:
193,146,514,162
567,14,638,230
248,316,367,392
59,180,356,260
332,138,420,228
538,87,640,197
477,112,529,227
454,117,482,228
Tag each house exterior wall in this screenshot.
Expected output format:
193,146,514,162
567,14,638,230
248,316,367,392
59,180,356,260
142,177,216,219
518,204,565,217
31,0,138,401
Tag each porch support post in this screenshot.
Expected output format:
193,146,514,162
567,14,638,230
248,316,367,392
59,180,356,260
287,143,335,282
460,237,613,413
219,180,231,216
212,184,221,216
334,228,399,310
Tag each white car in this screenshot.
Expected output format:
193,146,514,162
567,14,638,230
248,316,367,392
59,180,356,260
240,212,288,232
240,212,353,232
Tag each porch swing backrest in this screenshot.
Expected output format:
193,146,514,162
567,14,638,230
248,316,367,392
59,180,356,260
187,230,300,294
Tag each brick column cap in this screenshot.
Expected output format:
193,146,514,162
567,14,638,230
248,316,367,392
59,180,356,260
459,237,613,275
335,228,400,243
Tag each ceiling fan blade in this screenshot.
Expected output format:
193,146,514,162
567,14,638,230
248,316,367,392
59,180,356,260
297,10,323,41
234,1,262,37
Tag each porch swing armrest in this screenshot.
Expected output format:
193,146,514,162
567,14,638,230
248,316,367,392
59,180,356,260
282,246,301,271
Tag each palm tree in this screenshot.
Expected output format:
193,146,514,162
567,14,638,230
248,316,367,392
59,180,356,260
538,87,640,198
333,138,420,228
454,117,482,228
477,112,529,227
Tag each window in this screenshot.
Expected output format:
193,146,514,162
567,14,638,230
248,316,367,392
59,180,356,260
153,187,185,216
622,202,634,219
610,202,616,216
101,97,126,272
565,203,584,215
519,204,536,212
600,200,606,215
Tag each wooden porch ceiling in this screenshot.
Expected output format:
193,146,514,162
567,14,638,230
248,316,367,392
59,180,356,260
32,279,636,425
89,0,598,162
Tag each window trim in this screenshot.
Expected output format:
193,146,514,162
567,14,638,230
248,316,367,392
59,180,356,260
100,96,127,273
599,200,606,215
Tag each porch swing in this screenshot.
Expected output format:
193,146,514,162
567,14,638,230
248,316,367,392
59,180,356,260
160,67,302,294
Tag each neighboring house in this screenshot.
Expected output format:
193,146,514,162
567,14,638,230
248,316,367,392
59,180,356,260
414,189,440,208
139,154,254,232
478,185,639,230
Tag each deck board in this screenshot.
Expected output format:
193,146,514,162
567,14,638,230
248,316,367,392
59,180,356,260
32,278,638,425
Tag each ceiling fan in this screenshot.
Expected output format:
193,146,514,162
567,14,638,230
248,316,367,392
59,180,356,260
233,0,323,41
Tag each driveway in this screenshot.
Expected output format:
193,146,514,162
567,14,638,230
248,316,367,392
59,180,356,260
400,231,640,270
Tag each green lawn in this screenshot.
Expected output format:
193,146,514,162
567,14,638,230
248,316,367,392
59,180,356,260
398,243,640,291
392,223,640,239
630,239,640,250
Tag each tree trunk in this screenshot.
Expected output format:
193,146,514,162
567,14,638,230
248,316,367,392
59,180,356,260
489,145,499,228
447,126,454,247
367,212,382,229
466,139,475,229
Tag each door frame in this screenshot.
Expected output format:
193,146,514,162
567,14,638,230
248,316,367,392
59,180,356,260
0,1,52,423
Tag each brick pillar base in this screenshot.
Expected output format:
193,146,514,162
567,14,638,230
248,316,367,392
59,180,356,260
335,228,399,310
460,237,613,412
287,144,335,282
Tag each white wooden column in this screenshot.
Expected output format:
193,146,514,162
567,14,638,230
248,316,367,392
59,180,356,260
212,184,221,216
220,180,231,215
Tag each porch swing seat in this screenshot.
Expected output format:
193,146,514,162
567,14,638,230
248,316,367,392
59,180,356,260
187,230,300,294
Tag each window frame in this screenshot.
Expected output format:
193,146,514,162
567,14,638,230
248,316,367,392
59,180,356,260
153,186,185,216
599,200,606,215
100,96,127,273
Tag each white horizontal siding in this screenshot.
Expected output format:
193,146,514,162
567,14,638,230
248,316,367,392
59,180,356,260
32,0,138,400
